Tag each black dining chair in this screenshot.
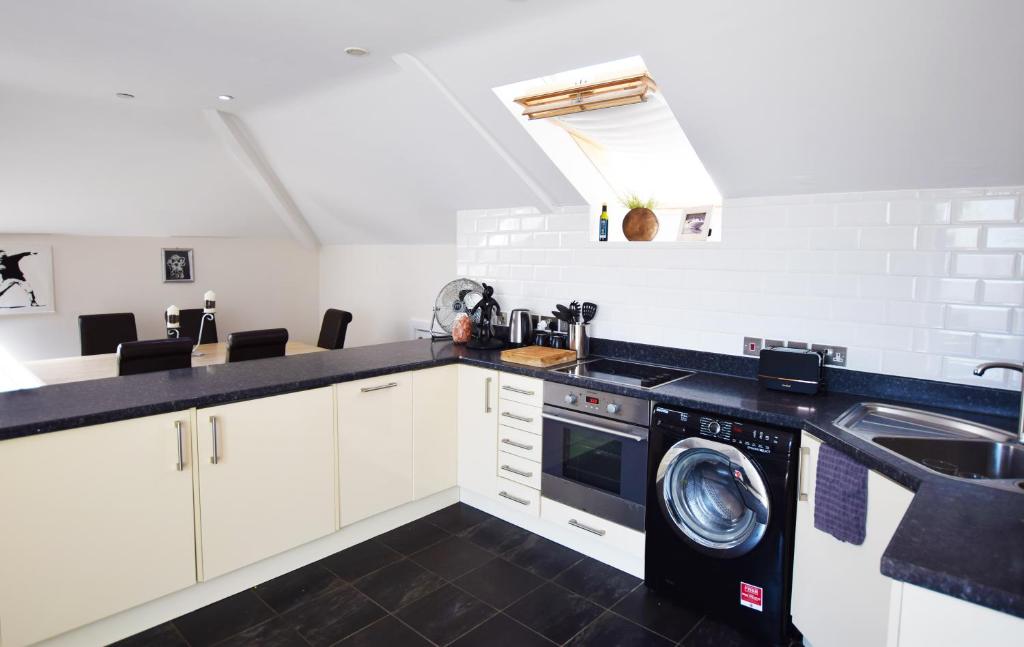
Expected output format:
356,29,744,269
164,308,218,344
225,328,289,363
116,338,193,376
317,309,353,350
79,313,138,356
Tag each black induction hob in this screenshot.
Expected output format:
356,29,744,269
551,357,695,389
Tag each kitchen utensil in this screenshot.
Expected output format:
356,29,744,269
500,346,578,367
532,330,551,347
581,302,597,323
569,323,590,358
550,333,569,349
556,304,573,321
569,301,581,323
508,309,533,346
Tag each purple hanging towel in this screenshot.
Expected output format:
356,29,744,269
813,444,868,545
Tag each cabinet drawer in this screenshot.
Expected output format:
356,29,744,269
498,425,542,462
541,497,644,556
496,450,541,490
498,398,542,435
498,373,543,407
493,477,540,517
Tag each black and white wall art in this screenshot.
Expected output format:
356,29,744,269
162,248,194,283
0,245,55,315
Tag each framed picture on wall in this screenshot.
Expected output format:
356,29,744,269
162,248,194,283
0,244,55,315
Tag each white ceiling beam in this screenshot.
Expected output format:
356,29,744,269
393,52,558,213
202,109,320,250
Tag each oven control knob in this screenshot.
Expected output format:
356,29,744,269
564,394,578,405
708,421,722,434
606,403,622,414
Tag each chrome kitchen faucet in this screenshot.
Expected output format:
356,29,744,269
973,361,1024,444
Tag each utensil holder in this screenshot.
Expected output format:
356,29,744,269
569,323,590,358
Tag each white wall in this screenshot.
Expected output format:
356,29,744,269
319,245,456,347
0,235,319,361
457,187,1024,391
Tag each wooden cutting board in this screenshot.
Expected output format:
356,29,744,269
500,346,578,367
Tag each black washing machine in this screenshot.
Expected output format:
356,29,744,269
645,404,800,646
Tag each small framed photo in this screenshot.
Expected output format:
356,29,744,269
162,248,195,283
677,208,712,241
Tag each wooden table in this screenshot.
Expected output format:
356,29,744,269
23,341,325,386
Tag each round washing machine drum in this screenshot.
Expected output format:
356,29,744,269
656,437,771,558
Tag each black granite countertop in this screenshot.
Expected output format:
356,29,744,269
1,339,1021,619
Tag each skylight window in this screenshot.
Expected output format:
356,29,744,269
495,56,722,242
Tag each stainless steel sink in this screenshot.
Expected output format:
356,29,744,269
873,437,1024,481
834,403,1021,489
834,402,1013,442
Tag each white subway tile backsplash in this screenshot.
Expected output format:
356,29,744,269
985,226,1024,249
951,253,1017,278
955,198,1017,223
943,356,1006,387
859,226,915,250
836,201,888,226
888,200,951,225
914,278,978,303
981,280,1024,306
975,334,1024,360
459,189,1024,390
946,305,1011,333
889,252,949,276
915,227,980,250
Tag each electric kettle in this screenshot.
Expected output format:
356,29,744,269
508,309,533,346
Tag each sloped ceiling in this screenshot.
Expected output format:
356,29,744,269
1,0,1021,244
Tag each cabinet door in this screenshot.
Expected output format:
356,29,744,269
197,388,335,580
412,366,458,498
337,374,414,526
791,433,913,647
0,412,196,647
457,365,499,496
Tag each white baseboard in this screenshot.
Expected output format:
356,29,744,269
39,488,460,647
459,489,645,578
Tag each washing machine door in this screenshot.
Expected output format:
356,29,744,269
656,437,770,558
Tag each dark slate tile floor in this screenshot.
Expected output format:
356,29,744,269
112,503,783,647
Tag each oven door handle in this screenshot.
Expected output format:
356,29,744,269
541,412,646,442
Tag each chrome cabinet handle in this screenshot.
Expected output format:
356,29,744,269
361,382,398,393
500,464,533,478
501,411,534,423
174,420,185,471
499,491,530,506
569,519,606,536
209,416,219,465
484,377,493,413
798,446,810,502
502,385,535,396
501,438,534,451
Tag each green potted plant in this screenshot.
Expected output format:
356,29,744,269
621,193,659,241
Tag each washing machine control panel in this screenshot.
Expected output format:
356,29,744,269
653,406,794,457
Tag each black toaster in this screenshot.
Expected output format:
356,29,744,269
758,347,823,394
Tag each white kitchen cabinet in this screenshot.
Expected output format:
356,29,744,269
412,365,458,498
541,497,644,556
896,583,1024,647
197,388,335,580
498,372,544,407
0,412,196,647
791,432,914,647
457,365,499,497
337,374,414,526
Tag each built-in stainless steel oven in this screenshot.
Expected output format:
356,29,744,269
542,382,650,531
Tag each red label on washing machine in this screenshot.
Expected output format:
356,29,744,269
740,582,763,612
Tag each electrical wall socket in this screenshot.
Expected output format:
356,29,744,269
765,339,785,349
786,341,809,349
742,337,763,356
812,344,848,367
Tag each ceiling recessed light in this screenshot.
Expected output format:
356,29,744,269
115,92,135,99
344,46,369,56
217,95,234,101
